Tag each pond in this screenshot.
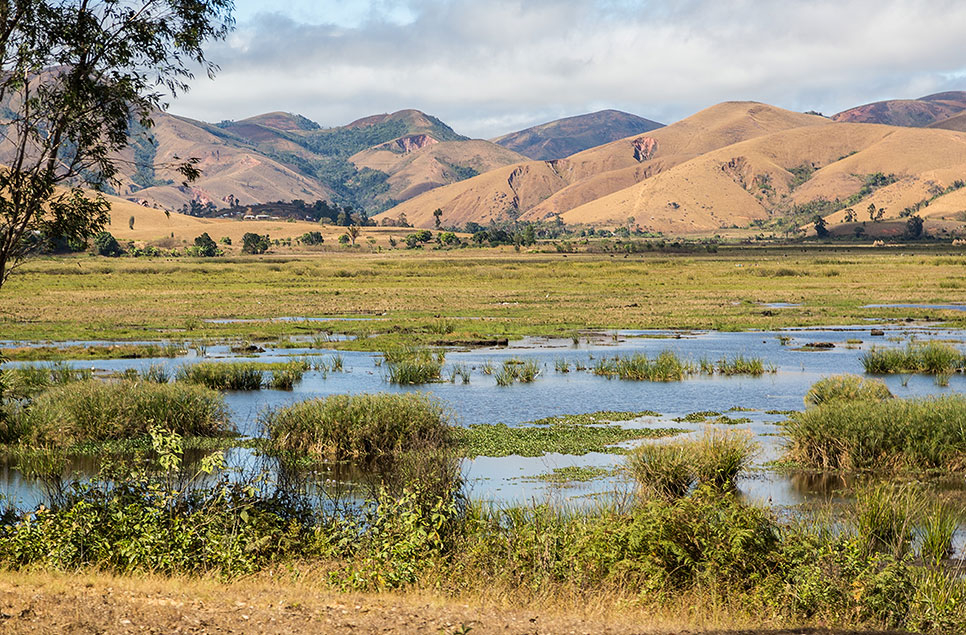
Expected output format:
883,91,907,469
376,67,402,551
4,323,966,516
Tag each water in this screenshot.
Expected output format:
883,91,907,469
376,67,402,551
863,303,966,312
4,324,966,512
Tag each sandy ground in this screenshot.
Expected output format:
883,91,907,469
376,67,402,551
0,570,911,635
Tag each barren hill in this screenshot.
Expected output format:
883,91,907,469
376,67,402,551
929,111,966,132
377,102,827,228
833,91,966,127
492,110,664,160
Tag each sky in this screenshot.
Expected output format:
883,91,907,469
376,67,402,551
171,0,966,139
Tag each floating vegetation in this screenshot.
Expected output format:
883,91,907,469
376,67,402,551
530,411,661,426
519,465,617,486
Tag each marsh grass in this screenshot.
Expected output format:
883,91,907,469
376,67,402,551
494,359,540,386
918,501,960,563
786,390,966,472
699,354,773,376
384,347,444,384
593,351,691,381
262,392,453,461
803,374,892,406
176,361,308,390
1,343,185,362
862,341,965,375
554,358,571,373
17,379,231,445
627,429,758,497
449,363,471,384
3,362,93,399
853,483,919,558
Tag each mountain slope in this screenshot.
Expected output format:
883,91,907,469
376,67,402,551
832,91,966,127
929,111,966,132
377,102,828,228
492,110,664,160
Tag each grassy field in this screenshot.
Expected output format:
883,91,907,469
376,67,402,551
3,244,966,344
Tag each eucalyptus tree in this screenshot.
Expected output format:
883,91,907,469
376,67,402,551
0,0,234,287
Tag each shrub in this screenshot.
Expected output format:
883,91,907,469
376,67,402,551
93,231,121,256
300,231,324,245
241,232,269,254
193,232,218,257
262,392,453,461
18,379,231,445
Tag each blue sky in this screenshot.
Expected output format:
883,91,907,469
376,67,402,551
172,0,966,138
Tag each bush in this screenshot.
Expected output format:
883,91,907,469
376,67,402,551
18,379,231,445
262,392,453,461
300,231,324,245
241,232,270,254
193,232,218,257
92,231,121,256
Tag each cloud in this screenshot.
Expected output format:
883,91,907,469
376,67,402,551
174,0,966,137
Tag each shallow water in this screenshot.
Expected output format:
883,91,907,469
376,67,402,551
4,324,966,515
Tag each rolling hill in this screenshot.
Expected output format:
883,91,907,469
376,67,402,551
491,110,664,160
832,91,966,127
376,102,829,228
107,109,528,217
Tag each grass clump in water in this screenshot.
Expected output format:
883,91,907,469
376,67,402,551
628,429,757,497
494,359,540,386
384,347,444,384
861,341,964,375
787,380,966,472
803,374,892,407
176,361,307,390
593,350,690,381
14,379,231,445
699,355,773,376
3,362,93,399
263,392,453,461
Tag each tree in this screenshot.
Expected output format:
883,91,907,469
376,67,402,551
843,208,857,223
812,214,829,238
906,215,924,239
433,208,443,229
0,1,233,288
128,216,135,231
241,233,269,255
347,224,360,246
193,232,217,257
93,231,121,257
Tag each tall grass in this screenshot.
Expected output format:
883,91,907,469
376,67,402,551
494,359,540,386
384,347,444,384
17,379,231,445
176,361,307,390
627,429,757,497
698,355,773,376
786,390,966,472
861,341,965,375
594,351,690,381
803,374,892,406
3,362,93,399
262,392,453,461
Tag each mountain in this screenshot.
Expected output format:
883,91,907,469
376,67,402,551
109,109,528,216
929,111,966,132
832,91,966,127
491,110,664,160
375,102,828,228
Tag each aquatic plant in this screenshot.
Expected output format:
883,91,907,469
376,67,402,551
861,341,965,375
593,351,690,382
384,347,444,384
803,374,892,407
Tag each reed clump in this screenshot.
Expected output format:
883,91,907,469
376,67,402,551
262,392,453,461
3,362,93,399
787,379,966,471
803,374,892,406
699,354,773,376
494,359,540,386
593,351,690,381
628,429,757,497
17,379,231,445
176,361,307,390
861,341,965,375
384,347,444,384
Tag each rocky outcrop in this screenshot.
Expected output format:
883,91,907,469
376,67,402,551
632,136,658,162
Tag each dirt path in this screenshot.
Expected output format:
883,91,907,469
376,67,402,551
0,570,909,634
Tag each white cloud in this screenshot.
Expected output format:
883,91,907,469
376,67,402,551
173,0,966,137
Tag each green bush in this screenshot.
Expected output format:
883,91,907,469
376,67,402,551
93,231,121,256
241,232,270,254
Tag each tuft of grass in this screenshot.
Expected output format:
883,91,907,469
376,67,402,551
449,363,471,384
262,392,453,461
17,379,231,445
861,341,964,375
176,361,307,390
853,483,918,559
627,429,758,497
3,362,93,399
554,358,571,373
494,358,540,386
803,374,892,407
384,347,444,385
918,501,959,563
786,390,966,472
593,350,691,382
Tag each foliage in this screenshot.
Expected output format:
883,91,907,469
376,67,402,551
0,0,233,287
93,231,121,257
192,232,219,257
383,347,444,384
241,233,270,255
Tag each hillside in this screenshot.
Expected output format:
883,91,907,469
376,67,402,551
491,110,664,160
832,91,966,127
377,102,828,228
107,109,525,217
929,111,966,132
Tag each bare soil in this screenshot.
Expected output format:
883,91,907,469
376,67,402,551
0,570,911,634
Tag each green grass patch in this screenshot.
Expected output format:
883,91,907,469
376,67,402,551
2,343,186,362
593,351,691,381
530,411,661,426
455,422,682,458
861,341,965,374
176,361,308,390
